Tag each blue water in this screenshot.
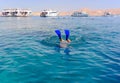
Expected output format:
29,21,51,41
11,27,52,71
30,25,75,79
0,16,120,83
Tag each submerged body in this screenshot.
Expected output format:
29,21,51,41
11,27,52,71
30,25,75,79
60,40,68,48
60,39,71,48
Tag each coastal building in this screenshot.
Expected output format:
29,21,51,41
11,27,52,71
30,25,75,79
40,9,58,17
1,9,32,17
71,11,88,17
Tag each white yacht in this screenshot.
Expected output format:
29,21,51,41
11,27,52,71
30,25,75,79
40,10,58,17
103,12,113,17
71,11,88,17
2,9,32,17
0,12,2,16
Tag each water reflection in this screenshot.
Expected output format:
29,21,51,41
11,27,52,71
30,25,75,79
64,47,71,55
55,45,71,55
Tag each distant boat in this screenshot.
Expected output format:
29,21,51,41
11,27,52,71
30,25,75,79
103,12,113,17
0,12,2,16
40,10,58,17
2,9,32,17
71,11,88,17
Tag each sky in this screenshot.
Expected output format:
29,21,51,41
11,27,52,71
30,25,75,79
0,0,120,11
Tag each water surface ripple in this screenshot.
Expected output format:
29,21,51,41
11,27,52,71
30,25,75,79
0,16,120,83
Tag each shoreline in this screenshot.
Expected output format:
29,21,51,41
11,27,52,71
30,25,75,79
1,8,120,16
32,8,120,16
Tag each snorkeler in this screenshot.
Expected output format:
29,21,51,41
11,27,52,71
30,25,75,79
55,30,71,48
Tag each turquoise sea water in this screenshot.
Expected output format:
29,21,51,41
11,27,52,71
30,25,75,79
0,16,120,83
